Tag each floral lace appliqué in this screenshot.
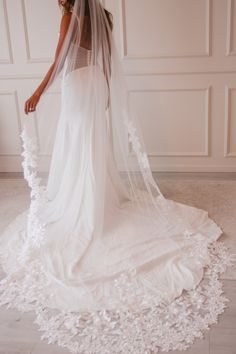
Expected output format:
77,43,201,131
0,127,236,354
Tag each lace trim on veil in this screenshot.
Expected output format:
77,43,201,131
0,128,235,354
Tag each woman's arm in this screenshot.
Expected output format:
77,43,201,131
24,12,72,115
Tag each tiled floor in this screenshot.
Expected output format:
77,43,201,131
0,173,236,354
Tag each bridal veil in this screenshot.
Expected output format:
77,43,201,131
0,1,234,353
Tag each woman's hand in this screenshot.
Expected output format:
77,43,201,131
24,92,41,115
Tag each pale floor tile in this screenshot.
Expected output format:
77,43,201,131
0,179,29,233
152,172,236,181
0,307,68,354
31,342,69,354
0,307,40,342
0,346,34,354
209,328,236,354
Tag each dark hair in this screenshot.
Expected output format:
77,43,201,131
58,0,113,30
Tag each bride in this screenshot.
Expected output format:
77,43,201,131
0,0,234,353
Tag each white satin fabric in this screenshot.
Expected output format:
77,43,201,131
0,64,224,314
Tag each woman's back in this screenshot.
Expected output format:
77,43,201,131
65,43,92,73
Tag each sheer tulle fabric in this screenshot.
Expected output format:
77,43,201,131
0,0,235,353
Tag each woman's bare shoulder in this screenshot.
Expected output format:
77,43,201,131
59,12,72,34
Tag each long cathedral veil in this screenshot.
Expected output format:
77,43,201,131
20,0,195,244
13,0,217,313
0,0,234,353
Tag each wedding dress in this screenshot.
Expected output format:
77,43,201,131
0,1,234,353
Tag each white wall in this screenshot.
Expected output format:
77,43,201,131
0,0,236,172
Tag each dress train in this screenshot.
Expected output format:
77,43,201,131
0,63,234,354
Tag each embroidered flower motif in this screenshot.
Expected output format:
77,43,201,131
18,129,47,264
0,240,235,354
125,119,151,171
